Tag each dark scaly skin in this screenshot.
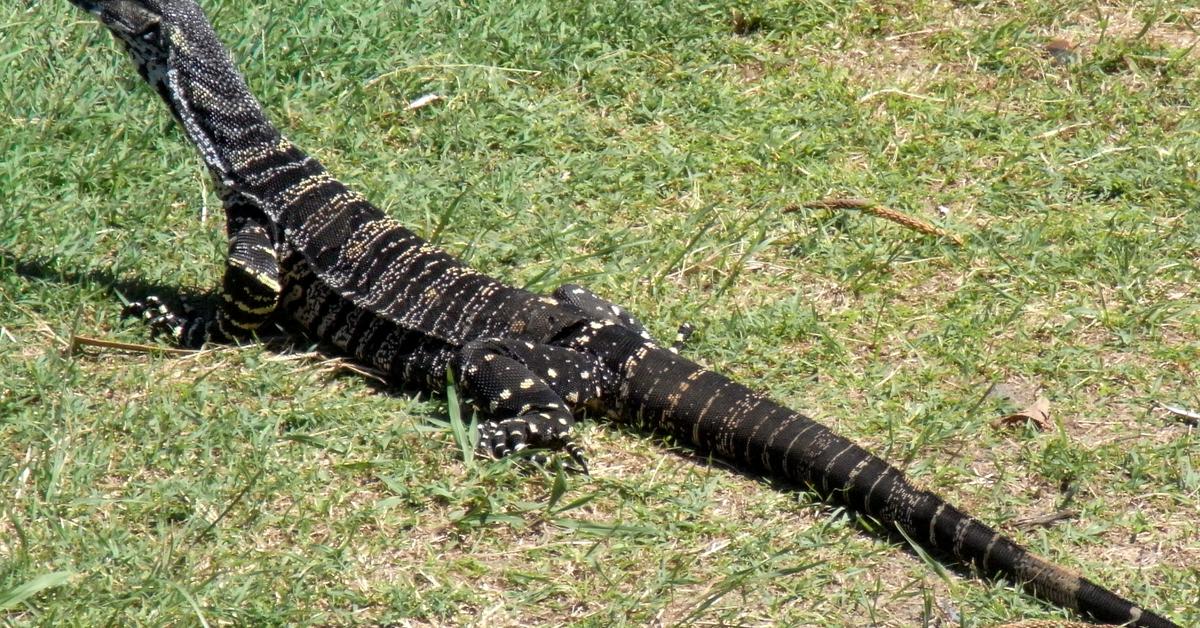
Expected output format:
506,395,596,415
67,1,1177,626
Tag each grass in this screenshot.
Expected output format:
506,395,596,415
2,0,1198,625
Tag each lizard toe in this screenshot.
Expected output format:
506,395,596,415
477,413,583,470
123,296,186,342
563,441,589,475
121,295,165,319
477,421,508,459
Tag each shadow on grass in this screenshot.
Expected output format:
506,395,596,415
3,247,453,393
599,419,1029,606
2,249,200,308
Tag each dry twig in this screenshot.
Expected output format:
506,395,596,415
70,334,195,356
788,197,964,246
1012,509,1078,530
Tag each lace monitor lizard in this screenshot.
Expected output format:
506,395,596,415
67,1,1177,626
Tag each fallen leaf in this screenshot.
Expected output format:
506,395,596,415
1044,38,1078,66
994,395,1050,431
406,93,444,111
730,9,765,36
1155,401,1200,426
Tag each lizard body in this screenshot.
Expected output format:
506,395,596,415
68,2,1178,626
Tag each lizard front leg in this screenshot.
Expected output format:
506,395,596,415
125,213,282,347
454,338,615,472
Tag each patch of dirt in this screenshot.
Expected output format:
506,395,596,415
1052,5,1200,54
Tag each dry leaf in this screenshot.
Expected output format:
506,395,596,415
994,395,1050,431
1044,38,1079,66
1155,401,1200,426
406,93,443,111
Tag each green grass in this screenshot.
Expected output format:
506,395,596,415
3,0,1198,625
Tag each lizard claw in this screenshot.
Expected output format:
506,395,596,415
522,443,588,475
478,415,588,474
563,440,589,475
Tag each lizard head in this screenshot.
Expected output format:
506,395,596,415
69,0,264,180
69,0,214,96
72,1,167,88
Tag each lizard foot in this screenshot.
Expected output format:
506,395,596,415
122,296,185,342
670,322,695,353
479,415,589,474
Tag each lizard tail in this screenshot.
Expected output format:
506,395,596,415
772,409,1174,627
905,492,1173,628
780,419,1172,626
597,327,1177,627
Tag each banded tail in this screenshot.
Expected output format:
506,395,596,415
579,324,1177,628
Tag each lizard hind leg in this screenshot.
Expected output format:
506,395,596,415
553,284,654,340
553,284,694,353
454,337,614,472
